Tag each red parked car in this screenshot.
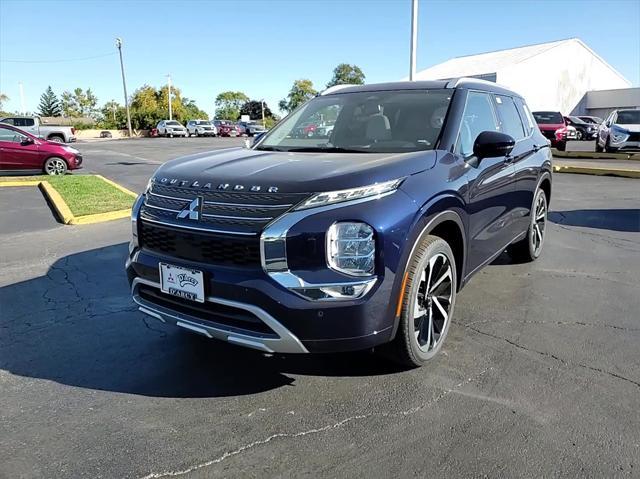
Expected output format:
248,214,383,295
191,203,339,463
0,123,83,175
532,111,577,151
213,120,239,137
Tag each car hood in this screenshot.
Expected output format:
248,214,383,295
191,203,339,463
152,147,438,193
615,123,640,133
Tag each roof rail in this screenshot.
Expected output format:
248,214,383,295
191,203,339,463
320,84,357,96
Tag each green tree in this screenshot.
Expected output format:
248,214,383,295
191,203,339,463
215,91,249,120
61,88,98,118
279,79,317,113
239,100,274,121
38,86,62,117
326,63,366,88
0,92,8,111
182,98,209,121
99,100,126,129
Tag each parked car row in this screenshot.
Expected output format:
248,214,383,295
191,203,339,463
595,109,640,153
531,111,577,151
153,119,268,138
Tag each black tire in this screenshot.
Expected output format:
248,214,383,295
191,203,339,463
43,157,68,176
595,138,603,152
576,130,583,141
48,135,64,143
604,137,617,153
508,187,548,262
556,141,566,151
389,234,457,368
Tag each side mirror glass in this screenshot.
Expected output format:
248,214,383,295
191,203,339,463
473,131,515,160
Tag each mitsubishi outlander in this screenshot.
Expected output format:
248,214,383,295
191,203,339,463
127,79,552,367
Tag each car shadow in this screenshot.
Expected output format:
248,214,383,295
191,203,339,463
0,243,401,399
549,209,640,233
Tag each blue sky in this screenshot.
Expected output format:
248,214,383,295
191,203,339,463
1,0,638,118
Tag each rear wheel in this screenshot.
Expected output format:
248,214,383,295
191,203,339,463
509,187,547,262
48,135,64,143
43,157,68,175
595,137,603,152
389,235,456,368
556,141,566,151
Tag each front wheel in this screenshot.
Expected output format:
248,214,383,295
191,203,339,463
576,130,583,141
595,138,603,152
389,235,457,368
556,141,566,151
508,187,547,262
43,157,68,175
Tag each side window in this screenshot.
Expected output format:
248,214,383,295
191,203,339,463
22,118,35,127
2,118,16,125
455,91,499,158
494,95,525,140
0,126,24,142
515,98,536,135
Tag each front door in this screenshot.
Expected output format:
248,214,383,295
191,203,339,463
454,91,516,274
0,126,42,170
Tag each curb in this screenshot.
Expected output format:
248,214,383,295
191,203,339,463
95,175,139,198
39,181,75,224
552,149,640,161
1,175,135,225
553,165,640,179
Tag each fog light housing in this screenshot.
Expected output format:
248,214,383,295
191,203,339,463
326,222,375,276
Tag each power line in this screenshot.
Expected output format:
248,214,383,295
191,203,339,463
1,52,116,64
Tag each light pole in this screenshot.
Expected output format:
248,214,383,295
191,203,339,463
409,0,418,81
261,99,265,127
115,38,133,137
167,74,172,120
18,82,26,114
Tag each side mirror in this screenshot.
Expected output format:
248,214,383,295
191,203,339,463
473,131,515,159
21,137,34,146
252,132,266,147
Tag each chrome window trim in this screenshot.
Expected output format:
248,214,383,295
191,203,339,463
202,213,273,221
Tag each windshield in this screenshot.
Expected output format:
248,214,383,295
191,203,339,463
617,110,640,125
166,121,181,126
195,121,210,125
568,116,588,125
533,112,563,124
256,89,451,153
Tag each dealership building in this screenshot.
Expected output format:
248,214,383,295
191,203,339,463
412,38,638,118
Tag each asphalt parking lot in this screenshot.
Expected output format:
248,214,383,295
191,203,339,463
1,139,639,478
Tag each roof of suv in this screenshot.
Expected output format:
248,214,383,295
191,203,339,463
321,78,520,98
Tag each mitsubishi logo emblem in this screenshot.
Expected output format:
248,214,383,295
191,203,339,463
176,197,202,220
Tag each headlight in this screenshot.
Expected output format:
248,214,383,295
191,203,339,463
63,146,79,154
611,128,629,144
326,222,375,276
295,178,403,211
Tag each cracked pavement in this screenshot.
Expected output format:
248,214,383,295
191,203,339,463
1,159,639,477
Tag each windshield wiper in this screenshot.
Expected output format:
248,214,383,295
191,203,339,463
284,146,369,153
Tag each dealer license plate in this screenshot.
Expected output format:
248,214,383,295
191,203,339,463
159,263,205,303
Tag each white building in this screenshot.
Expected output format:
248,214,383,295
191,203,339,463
412,38,632,115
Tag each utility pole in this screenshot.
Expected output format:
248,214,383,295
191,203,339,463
409,0,418,81
115,38,133,137
18,82,26,114
167,74,172,120
261,99,265,127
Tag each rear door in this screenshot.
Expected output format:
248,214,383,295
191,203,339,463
455,90,517,273
495,95,540,234
0,126,42,170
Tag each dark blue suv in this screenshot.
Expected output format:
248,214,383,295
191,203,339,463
127,79,552,367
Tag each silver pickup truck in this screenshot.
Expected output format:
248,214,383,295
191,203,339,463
0,116,76,143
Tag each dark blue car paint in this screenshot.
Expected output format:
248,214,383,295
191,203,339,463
127,80,552,353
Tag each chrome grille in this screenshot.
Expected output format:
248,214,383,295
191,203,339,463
140,183,309,235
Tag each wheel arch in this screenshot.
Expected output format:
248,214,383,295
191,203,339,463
386,197,468,341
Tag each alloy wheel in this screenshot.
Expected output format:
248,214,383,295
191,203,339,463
531,191,547,255
413,253,453,352
46,158,67,175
